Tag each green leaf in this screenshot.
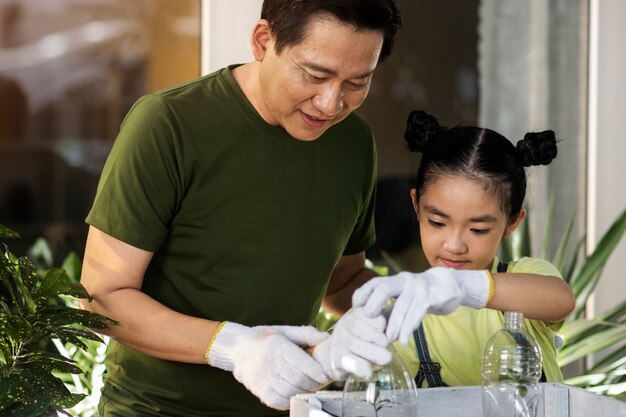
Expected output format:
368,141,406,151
0,225,20,240
26,238,53,270
63,282,91,300
540,194,555,260
589,346,626,374
18,351,84,376
34,268,73,300
9,257,38,315
17,257,38,292
0,374,24,410
571,208,626,303
552,215,574,274
0,401,51,417
557,323,626,367
55,326,105,344
61,252,82,284
0,312,32,346
35,305,116,329
17,368,84,409
596,297,626,323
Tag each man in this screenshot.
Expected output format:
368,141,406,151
80,0,402,415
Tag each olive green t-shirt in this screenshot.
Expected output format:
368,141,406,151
86,65,377,416
394,256,565,387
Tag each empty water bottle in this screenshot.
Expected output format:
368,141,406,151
482,311,542,417
342,344,418,417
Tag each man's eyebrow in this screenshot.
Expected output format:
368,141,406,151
302,61,375,79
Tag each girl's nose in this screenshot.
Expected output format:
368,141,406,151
443,233,467,254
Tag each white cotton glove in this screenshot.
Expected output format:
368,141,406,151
207,322,331,410
352,267,493,345
312,307,392,381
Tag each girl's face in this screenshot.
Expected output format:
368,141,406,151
411,175,525,270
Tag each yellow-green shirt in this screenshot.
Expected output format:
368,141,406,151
394,257,564,386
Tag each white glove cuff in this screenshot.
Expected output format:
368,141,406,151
207,322,250,371
458,270,492,308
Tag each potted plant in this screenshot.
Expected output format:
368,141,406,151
0,224,116,416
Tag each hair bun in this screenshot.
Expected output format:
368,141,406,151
404,110,443,152
516,130,558,167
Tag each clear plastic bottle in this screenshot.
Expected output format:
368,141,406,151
482,311,542,417
342,345,418,417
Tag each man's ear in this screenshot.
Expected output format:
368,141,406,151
251,19,272,61
410,188,419,219
504,208,527,238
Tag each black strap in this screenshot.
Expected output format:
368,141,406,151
413,324,448,388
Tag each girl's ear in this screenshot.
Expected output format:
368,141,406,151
251,19,272,61
504,208,527,238
410,188,419,218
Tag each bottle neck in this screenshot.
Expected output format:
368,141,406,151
503,311,524,330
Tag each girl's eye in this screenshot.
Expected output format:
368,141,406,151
471,228,490,235
428,219,444,228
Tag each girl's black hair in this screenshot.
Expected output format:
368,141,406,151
404,110,558,223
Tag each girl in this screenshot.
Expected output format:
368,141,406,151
352,110,575,387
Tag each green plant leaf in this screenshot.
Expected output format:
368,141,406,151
558,318,602,342
16,257,38,293
27,238,53,270
34,268,73,300
557,323,626,367
541,194,555,259
35,305,116,329
0,400,51,417
1,312,32,346
0,374,24,410
596,297,626,323
0,224,20,240
27,357,83,376
17,368,85,409
61,252,82,284
589,345,626,374
552,215,574,274
563,237,585,289
570,208,626,311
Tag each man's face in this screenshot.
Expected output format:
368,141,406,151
254,15,384,141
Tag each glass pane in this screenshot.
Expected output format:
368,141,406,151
0,0,200,261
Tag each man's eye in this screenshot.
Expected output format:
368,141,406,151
471,228,490,235
307,73,326,82
347,81,367,89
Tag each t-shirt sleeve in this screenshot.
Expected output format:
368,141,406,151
86,94,185,251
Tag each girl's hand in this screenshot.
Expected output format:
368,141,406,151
352,268,492,345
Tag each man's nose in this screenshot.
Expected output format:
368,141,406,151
312,84,344,117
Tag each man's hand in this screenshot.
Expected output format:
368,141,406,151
207,323,330,410
312,307,391,380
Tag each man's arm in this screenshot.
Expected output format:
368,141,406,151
79,225,217,364
322,251,379,316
